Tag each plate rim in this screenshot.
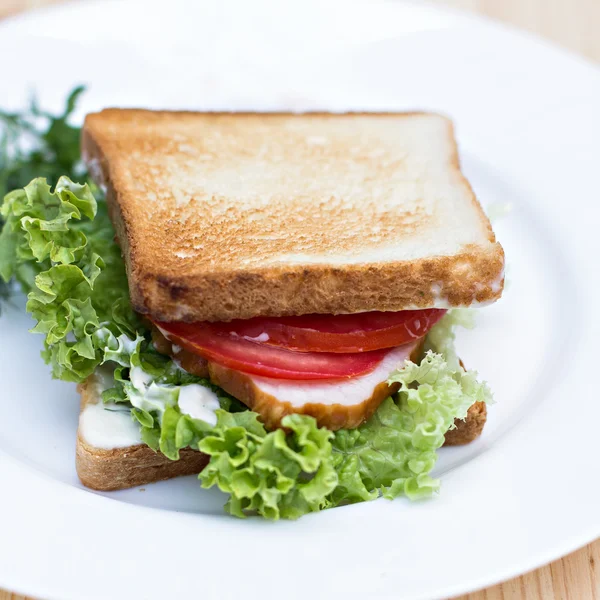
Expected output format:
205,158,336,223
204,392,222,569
1,2,599,600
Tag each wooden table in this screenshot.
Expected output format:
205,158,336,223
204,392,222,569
0,1,598,599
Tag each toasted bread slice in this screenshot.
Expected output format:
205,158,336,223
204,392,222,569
82,110,504,323
76,365,486,492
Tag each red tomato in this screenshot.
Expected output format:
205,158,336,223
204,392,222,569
155,321,391,380
198,309,446,353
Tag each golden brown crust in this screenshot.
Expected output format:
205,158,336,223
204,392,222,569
444,401,487,445
76,436,208,492
132,251,504,323
82,109,504,323
75,377,208,492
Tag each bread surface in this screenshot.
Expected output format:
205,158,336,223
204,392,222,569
82,110,504,322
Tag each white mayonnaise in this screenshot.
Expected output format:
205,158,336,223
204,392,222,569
79,402,142,449
90,365,118,396
129,366,219,426
178,385,220,426
243,333,270,343
79,357,220,449
79,366,143,449
130,365,152,389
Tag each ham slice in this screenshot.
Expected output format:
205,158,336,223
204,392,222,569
152,327,422,430
209,341,421,430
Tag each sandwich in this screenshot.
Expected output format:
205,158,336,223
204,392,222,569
0,109,504,519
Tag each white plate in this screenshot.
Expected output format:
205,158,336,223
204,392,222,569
1,2,599,599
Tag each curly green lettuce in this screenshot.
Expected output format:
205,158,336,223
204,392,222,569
424,308,475,371
0,177,137,380
200,411,338,519
330,351,491,504
0,86,87,312
0,176,494,520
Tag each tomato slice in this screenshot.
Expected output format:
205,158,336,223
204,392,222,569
194,309,446,353
155,321,391,380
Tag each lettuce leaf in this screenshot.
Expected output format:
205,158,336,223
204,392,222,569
0,177,138,380
0,86,87,313
200,412,338,519
423,308,475,371
330,351,492,505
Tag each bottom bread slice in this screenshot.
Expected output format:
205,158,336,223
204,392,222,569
75,374,487,492
76,437,209,492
